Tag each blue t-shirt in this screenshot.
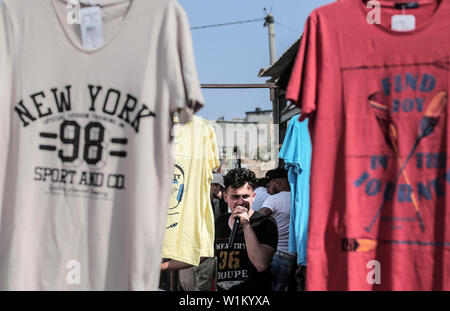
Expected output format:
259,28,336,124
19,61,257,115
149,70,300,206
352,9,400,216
279,115,312,265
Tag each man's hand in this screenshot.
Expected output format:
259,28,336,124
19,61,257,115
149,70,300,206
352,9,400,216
232,205,250,226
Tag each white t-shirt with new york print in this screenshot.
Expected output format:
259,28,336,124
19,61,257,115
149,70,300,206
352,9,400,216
0,0,203,290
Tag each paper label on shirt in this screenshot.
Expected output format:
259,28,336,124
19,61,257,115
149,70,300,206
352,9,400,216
391,15,416,32
80,6,104,50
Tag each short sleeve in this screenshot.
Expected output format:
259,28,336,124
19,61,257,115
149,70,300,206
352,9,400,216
199,120,219,258
286,10,341,117
261,195,277,212
170,1,204,124
285,15,318,114
257,216,278,251
206,123,220,173
279,115,303,166
200,120,220,185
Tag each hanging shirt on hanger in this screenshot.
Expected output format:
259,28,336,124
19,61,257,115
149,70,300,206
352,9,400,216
162,116,220,266
0,0,203,290
286,0,450,290
279,114,312,266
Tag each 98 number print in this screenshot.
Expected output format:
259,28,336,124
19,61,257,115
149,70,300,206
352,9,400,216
39,120,128,166
59,120,104,164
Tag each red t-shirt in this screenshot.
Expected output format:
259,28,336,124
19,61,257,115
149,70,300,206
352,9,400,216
287,0,450,290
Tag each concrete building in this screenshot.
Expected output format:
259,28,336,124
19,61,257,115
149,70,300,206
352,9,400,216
208,107,278,178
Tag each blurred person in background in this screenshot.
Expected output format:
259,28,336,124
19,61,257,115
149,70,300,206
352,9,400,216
210,173,228,220
252,177,270,212
259,167,296,291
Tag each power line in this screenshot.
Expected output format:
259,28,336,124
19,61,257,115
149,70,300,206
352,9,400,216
191,18,265,30
274,21,299,34
190,17,300,34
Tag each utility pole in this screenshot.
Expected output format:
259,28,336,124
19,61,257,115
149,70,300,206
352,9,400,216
264,12,281,150
264,13,276,65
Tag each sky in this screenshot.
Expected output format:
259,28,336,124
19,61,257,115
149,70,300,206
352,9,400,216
178,0,335,121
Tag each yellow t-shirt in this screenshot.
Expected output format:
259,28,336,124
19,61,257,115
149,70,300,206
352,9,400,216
162,116,220,265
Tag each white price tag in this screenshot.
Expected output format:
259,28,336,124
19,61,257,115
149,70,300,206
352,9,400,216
80,6,104,50
391,14,416,32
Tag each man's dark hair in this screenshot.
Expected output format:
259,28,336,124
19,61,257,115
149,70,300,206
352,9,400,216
224,168,258,191
256,177,268,188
